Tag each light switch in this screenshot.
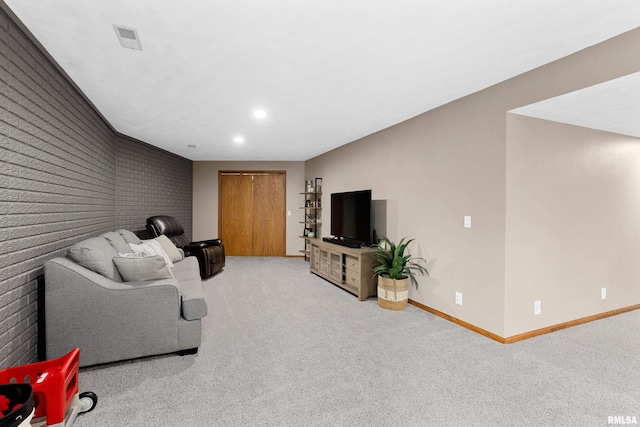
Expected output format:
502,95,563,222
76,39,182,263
464,216,471,228
287,210,291,216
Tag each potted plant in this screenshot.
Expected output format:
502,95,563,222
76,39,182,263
372,237,428,310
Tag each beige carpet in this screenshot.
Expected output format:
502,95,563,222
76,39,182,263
74,256,640,426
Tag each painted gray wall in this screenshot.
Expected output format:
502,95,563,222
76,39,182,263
192,161,305,255
505,114,640,336
0,8,192,369
306,27,640,339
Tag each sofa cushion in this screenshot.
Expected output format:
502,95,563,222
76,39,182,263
101,231,132,254
179,278,208,320
154,234,183,263
68,237,122,281
113,253,173,281
171,256,200,282
117,229,141,245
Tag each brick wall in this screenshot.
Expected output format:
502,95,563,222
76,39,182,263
116,136,192,239
0,8,192,369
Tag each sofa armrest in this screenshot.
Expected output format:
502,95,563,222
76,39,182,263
44,257,185,366
184,239,223,249
200,238,223,247
183,242,206,251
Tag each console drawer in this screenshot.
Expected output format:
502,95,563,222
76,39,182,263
344,255,359,273
311,245,321,272
344,268,360,289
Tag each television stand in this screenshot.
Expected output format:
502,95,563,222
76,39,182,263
306,238,377,301
322,236,366,249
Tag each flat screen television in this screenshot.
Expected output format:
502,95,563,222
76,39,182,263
330,189,372,245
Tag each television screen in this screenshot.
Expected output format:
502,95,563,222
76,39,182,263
331,190,372,244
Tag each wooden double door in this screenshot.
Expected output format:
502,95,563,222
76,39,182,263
219,171,286,256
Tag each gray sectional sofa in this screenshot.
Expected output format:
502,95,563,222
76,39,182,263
44,229,207,367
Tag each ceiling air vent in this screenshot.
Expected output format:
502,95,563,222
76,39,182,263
113,24,142,50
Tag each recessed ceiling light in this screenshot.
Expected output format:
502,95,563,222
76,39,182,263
253,109,267,119
233,136,245,144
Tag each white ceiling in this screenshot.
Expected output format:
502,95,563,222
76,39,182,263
4,1,640,161
512,72,640,138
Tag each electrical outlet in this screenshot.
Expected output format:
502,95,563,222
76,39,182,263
534,300,541,315
455,291,463,305
464,216,471,228
601,287,606,300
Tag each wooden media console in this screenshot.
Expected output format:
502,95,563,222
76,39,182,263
306,238,377,301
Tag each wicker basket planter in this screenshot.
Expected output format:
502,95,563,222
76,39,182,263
377,275,409,310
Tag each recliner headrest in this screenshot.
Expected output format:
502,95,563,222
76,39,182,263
146,215,184,237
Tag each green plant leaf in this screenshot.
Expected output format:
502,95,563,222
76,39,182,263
370,236,428,287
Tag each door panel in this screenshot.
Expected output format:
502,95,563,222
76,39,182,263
219,174,253,256
252,174,286,256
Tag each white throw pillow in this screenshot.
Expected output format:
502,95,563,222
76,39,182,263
128,242,153,256
129,241,174,268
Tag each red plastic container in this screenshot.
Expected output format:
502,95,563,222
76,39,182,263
0,348,96,426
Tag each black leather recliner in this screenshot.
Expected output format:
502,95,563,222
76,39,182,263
146,215,225,279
